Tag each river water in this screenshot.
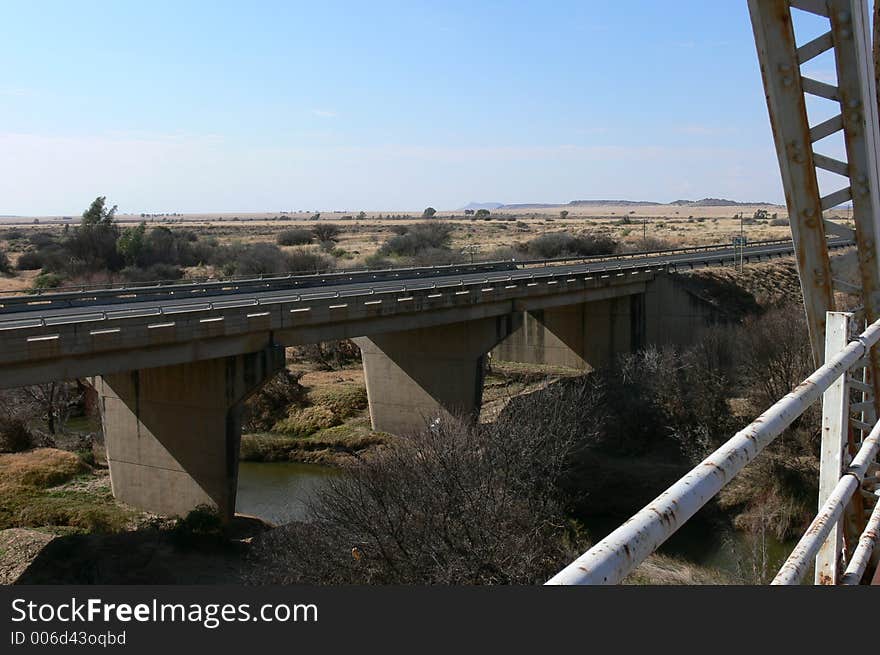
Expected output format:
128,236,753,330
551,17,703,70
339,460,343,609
236,461,796,582
236,461,341,525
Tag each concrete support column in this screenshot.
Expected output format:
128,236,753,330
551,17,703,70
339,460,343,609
96,345,284,519
493,295,643,370
355,315,518,435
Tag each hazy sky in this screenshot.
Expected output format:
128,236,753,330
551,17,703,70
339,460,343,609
0,1,864,215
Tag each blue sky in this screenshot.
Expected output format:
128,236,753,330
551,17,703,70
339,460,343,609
0,1,862,214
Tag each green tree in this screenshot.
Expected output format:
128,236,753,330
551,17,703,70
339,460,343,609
67,196,123,271
423,207,437,218
81,196,117,227
356,211,367,220
475,209,490,218
117,221,147,266
559,210,569,220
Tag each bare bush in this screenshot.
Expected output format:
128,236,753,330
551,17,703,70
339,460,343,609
738,306,813,413
22,382,84,435
247,384,597,584
312,224,341,242
291,340,361,370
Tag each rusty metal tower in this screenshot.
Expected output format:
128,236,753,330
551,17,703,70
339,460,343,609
749,0,880,362
749,0,880,578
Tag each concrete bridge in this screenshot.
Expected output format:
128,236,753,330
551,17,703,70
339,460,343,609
0,239,844,519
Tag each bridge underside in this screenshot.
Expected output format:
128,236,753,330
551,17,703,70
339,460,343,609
492,275,719,371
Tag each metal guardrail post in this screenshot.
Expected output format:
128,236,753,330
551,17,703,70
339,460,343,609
815,311,853,584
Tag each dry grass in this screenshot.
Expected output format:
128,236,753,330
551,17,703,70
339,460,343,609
624,553,733,585
685,257,804,310
0,449,137,533
0,448,87,488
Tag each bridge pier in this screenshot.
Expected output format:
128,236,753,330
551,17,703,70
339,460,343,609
355,315,519,435
95,345,284,520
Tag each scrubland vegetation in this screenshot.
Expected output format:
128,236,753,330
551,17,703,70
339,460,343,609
2,196,821,295
244,301,820,584
0,196,840,584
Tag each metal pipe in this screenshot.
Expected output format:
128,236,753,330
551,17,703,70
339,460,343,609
840,493,880,584
772,426,880,585
545,318,880,585
772,477,859,585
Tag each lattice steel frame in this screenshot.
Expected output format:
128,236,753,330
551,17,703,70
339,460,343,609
749,0,880,565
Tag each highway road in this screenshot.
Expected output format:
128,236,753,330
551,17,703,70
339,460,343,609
0,238,850,328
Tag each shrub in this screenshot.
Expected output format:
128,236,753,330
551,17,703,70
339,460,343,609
171,505,225,548
308,383,368,419
277,229,314,246
272,406,339,438
31,272,63,290
313,224,341,242
247,402,588,584
0,416,34,453
0,250,11,274
234,243,288,276
378,222,454,257
526,232,617,259
285,248,335,274
738,306,812,413
243,369,308,432
769,218,790,226
408,247,466,266
363,253,393,269
291,340,361,370
16,251,43,270
120,263,183,282
1,228,25,240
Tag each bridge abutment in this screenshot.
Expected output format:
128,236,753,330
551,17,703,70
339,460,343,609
96,344,284,520
355,315,519,435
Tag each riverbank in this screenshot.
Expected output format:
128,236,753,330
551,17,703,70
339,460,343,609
0,449,778,584
239,360,575,467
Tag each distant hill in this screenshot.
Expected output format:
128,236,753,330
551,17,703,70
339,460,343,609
460,198,779,210
567,199,661,207
499,203,562,209
461,202,505,210
670,198,776,207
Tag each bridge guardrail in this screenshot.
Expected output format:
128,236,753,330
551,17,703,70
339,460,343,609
0,238,851,317
0,242,805,332
546,310,880,586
